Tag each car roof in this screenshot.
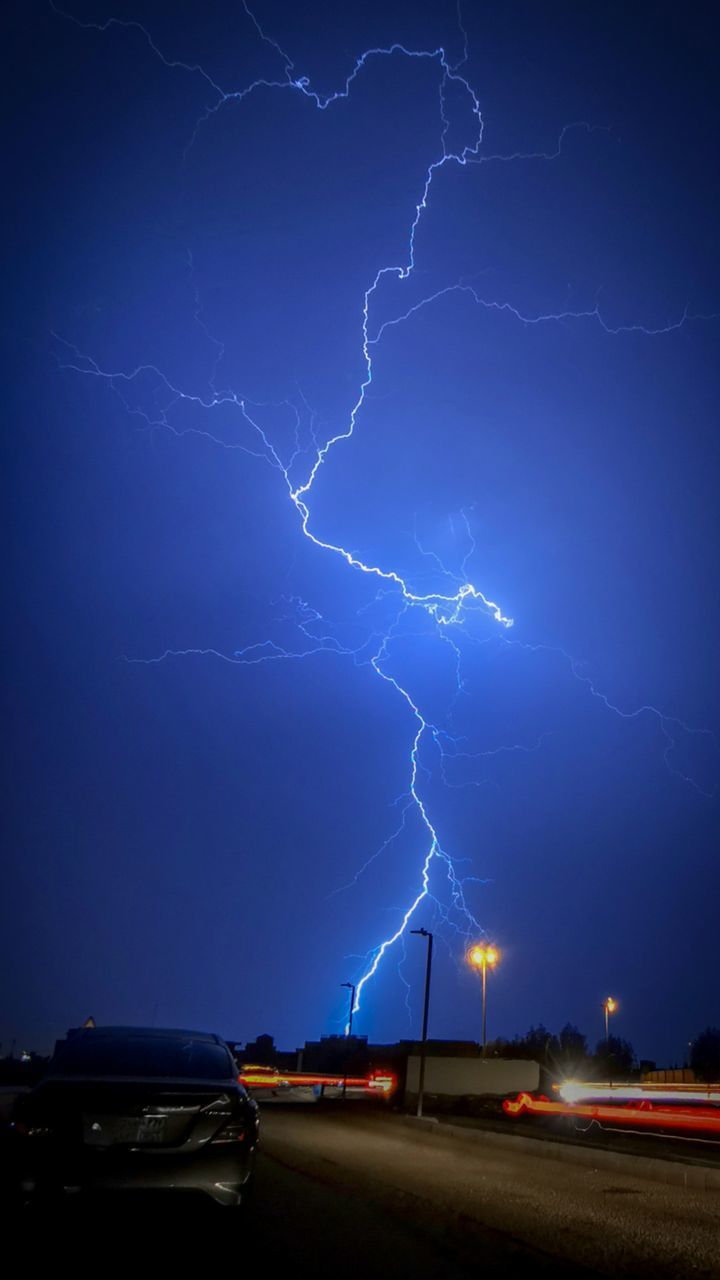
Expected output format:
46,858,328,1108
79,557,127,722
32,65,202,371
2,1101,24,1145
69,1026,224,1043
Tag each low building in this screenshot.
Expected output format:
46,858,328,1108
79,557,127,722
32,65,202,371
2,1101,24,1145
642,1067,696,1085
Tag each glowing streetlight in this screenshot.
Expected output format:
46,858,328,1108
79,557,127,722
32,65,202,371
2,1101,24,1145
467,942,501,1052
603,995,618,1043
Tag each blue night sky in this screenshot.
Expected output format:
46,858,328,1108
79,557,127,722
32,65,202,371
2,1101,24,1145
3,1,720,1065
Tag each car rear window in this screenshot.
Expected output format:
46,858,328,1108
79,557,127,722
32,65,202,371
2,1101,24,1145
50,1036,234,1080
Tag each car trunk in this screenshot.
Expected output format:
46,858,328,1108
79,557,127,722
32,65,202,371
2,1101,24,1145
24,1078,236,1151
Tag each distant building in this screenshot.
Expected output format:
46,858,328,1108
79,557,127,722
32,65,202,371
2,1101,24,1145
240,1033,278,1066
397,1038,482,1058
642,1066,695,1084
230,1032,506,1095
301,1035,368,1074
285,1035,488,1095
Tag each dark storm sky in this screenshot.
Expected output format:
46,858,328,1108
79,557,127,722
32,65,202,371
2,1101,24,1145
3,1,719,1064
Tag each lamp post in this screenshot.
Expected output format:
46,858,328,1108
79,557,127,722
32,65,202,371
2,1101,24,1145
341,982,356,1100
467,943,500,1053
603,995,617,1044
410,927,433,1118
602,996,618,1084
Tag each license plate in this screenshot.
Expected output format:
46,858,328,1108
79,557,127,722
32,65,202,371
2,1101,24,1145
84,1115,167,1145
136,1115,166,1143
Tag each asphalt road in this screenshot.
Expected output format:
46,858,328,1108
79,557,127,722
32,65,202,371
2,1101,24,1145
250,1104,720,1278
13,1104,720,1276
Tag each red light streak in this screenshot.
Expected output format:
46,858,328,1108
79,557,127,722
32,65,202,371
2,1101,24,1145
504,1092,720,1136
238,1065,396,1095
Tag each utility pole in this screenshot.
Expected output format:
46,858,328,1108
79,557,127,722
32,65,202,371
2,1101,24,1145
341,982,356,1100
411,928,433,1118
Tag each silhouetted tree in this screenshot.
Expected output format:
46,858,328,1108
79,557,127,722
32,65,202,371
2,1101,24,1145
488,1022,640,1082
558,1023,588,1057
507,1025,561,1069
592,1034,635,1078
690,1028,720,1082
484,1037,513,1059
556,1023,589,1074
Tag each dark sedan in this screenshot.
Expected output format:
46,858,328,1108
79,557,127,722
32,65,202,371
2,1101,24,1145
8,1026,259,1208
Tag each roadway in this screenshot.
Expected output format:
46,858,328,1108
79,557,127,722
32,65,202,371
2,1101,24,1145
249,1104,720,1277
15,1104,720,1275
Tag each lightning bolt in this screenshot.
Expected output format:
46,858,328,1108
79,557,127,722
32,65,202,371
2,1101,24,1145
51,1,717,1032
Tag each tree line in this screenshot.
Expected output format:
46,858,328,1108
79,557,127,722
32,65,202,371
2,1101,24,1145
485,1023,720,1081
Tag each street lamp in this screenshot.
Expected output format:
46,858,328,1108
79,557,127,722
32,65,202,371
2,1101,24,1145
341,982,356,1100
603,995,618,1044
410,927,433,1119
342,982,357,1038
467,942,500,1053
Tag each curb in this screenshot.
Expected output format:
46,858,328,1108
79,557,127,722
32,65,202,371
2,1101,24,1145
401,1115,720,1192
